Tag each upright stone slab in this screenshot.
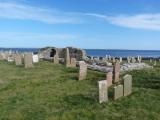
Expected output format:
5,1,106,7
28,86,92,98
70,58,76,67
15,54,22,66
106,71,113,87
123,74,132,96
119,57,123,63
33,54,39,63
113,61,120,83
0,53,3,60
53,50,59,64
79,61,87,81
127,57,131,63
98,80,108,103
65,48,71,67
24,53,33,68
113,85,123,100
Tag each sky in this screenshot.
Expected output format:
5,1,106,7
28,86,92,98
0,0,160,50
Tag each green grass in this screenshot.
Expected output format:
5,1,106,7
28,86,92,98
0,61,160,120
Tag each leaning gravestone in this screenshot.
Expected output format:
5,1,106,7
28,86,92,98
70,58,76,67
107,71,113,87
113,84,123,100
113,61,120,83
24,53,33,68
65,48,71,67
79,61,87,81
123,74,132,96
98,80,108,103
15,54,22,66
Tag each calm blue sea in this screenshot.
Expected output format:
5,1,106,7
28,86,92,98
0,48,160,58
85,49,160,58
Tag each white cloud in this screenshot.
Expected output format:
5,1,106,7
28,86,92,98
0,2,81,24
86,13,160,30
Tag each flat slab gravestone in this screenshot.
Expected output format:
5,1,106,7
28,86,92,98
98,80,108,103
113,84,123,100
24,53,33,68
79,61,87,80
15,54,22,65
123,74,132,96
107,71,113,87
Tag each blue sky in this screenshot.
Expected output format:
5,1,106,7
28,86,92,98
0,0,160,49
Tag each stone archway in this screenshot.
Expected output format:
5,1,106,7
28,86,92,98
50,49,56,57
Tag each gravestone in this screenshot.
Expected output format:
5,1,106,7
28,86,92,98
65,48,71,67
106,71,113,87
79,61,87,80
127,57,131,63
119,57,123,63
113,85,123,100
70,58,76,67
0,53,3,60
113,61,120,83
53,50,59,64
33,54,39,63
123,74,132,96
15,54,22,66
98,80,108,103
154,60,157,66
131,57,136,63
24,53,33,68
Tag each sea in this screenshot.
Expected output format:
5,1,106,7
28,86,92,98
0,48,160,58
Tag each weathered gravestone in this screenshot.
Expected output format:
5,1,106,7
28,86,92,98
107,71,113,87
24,53,33,68
0,53,3,60
113,61,120,83
79,61,87,80
131,57,136,63
53,50,59,64
127,57,131,63
70,58,76,67
113,84,123,100
65,48,71,67
123,74,132,96
98,80,108,103
15,54,22,66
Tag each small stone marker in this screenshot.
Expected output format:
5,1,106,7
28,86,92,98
70,58,76,67
113,61,120,83
24,53,33,68
131,57,136,63
113,85,123,100
15,54,22,66
98,80,108,103
106,71,113,87
123,74,132,96
65,48,71,67
79,61,87,80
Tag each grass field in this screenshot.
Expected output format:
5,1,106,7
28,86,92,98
0,61,160,120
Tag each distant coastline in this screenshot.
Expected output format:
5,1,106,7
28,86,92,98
1,48,160,58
